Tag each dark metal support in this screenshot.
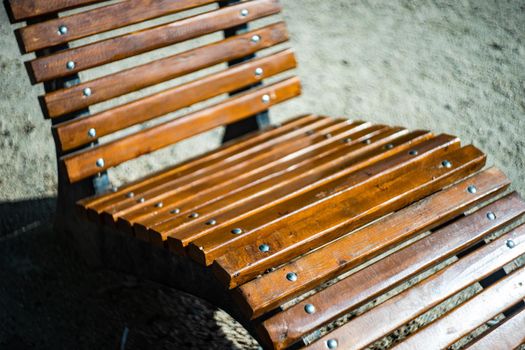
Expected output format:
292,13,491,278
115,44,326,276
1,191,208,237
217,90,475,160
218,0,271,143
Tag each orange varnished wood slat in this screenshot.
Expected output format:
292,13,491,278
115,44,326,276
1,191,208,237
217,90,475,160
392,268,525,350
7,0,107,21
117,121,377,234
43,23,289,118
95,118,342,223
239,167,513,321
163,128,431,252
17,0,217,53
28,0,282,83
62,77,302,183
305,223,525,350
55,49,297,151
79,115,325,217
259,190,522,349
198,136,462,271
464,306,525,350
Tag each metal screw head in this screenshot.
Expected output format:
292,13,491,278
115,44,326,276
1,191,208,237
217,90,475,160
126,192,134,198
137,197,145,203
83,87,92,97
96,158,104,168
251,34,261,43
259,244,270,252
286,272,298,282
189,212,199,219
467,185,477,194
111,186,118,192
58,25,68,35
304,304,316,314
409,150,418,156
261,94,271,103
231,228,243,235
66,61,75,70
254,67,264,76
362,139,371,145
326,339,338,349
206,219,217,226
87,128,96,138
170,208,181,214
240,8,249,16
486,212,496,221
442,160,452,168
324,133,332,139
506,239,516,249
384,143,394,150
343,137,352,143
155,202,163,208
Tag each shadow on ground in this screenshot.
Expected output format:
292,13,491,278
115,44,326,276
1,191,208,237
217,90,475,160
0,198,256,350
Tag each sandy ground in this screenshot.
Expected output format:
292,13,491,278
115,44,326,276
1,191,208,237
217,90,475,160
0,0,524,349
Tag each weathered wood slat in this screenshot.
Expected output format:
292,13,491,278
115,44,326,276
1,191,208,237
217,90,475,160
240,167,512,321
7,0,107,21
305,223,525,350
79,115,325,217
464,306,525,350
18,0,217,53
164,128,429,252
62,77,301,183
259,190,522,349
55,49,297,151
43,23,289,117
28,0,282,83
392,268,525,350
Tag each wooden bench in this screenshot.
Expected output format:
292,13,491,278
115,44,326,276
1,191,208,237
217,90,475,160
5,0,525,348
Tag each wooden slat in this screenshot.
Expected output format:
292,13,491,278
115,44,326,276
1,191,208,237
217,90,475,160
304,223,525,350
17,0,217,53
115,121,376,233
62,77,301,183
240,167,513,321
161,128,429,250
79,115,325,215
7,0,107,21
43,22,289,117
465,306,525,350
259,190,522,349
392,268,525,350
55,49,297,151
28,0,282,83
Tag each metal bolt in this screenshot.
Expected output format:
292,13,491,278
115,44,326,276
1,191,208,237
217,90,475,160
506,239,516,249
111,186,118,192
467,185,477,194
326,339,338,349
58,25,68,35
255,67,264,76
83,87,92,97
409,150,418,156
87,128,96,138
66,61,75,70
442,160,452,168
384,143,394,150
126,192,134,198
362,139,371,145
262,94,271,103
96,158,104,168
343,137,352,143
240,8,249,17
206,219,217,226
155,202,163,208
304,304,316,314
286,272,298,282
189,212,199,218
486,212,496,221
137,197,145,203
170,208,181,214
324,133,332,139
231,228,243,235
259,244,270,252
251,34,261,43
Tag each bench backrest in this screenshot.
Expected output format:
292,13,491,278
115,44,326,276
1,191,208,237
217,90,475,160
6,0,300,183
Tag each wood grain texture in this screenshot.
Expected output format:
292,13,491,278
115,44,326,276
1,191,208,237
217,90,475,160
207,137,482,285
28,0,281,83
54,49,296,151
259,190,522,349
392,267,525,350
305,223,525,350
62,77,301,183
7,0,107,21
43,22,289,117
464,306,525,350
17,0,217,53
240,167,512,321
